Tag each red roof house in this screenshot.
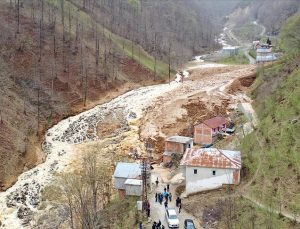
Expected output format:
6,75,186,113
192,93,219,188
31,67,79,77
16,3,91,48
194,117,227,145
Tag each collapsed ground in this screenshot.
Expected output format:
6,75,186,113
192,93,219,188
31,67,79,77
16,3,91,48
139,63,256,159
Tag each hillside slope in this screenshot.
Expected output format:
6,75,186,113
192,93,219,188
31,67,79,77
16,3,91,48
241,13,300,220
0,0,238,190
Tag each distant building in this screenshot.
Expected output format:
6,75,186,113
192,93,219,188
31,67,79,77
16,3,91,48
113,162,142,198
194,117,227,145
180,148,241,195
256,44,277,62
163,136,193,165
222,46,238,56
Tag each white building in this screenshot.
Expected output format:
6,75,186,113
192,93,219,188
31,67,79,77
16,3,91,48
222,46,239,56
180,148,241,195
113,162,142,198
124,179,142,196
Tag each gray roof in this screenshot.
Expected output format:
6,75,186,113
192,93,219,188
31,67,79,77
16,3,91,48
114,162,141,179
124,179,142,186
166,136,193,144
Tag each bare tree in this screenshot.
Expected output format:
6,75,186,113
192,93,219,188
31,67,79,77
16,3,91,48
61,153,112,229
16,0,20,35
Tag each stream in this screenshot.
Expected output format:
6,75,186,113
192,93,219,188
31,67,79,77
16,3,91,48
0,82,183,228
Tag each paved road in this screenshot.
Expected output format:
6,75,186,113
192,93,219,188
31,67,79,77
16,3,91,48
146,171,202,229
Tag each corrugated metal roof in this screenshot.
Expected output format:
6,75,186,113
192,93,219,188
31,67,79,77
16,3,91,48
180,148,241,169
114,162,141,178
124,179,142,186
203,117,227,129
166,136,193,144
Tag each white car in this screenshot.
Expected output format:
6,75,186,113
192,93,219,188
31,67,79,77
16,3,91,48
165,208,179,228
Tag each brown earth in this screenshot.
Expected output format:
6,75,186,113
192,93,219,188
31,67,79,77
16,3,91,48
0,3,166,190
139,64,256,159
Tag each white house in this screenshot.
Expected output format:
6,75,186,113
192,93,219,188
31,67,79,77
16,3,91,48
180,148,241,195
113,162,142,198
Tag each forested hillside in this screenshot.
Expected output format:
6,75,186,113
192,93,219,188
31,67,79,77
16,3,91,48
0,0,241,190
231,0,300,35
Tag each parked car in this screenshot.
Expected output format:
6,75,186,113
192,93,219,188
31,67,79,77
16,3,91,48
184,219,196,229
165,208,179,228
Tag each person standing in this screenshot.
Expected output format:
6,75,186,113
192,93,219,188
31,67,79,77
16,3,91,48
155,177,159,187
179,202,182,213
167,184,170,192
157,220,161,228
169,192,172,202
176,197,180,207
152,222,157,229
164,200,168,209
155,193,158,202
165,192,169,201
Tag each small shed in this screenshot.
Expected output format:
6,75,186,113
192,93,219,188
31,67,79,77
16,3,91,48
124,179,142,196
163,136,193,165
113,162,141,198
222,46,238,56
194,117,227,145
165,136,193,154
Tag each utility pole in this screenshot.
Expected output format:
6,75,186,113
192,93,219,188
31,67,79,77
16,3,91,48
37,87,40,136
0,110,3,124
168,43,171,84
141,158,148,213
141,140,153,213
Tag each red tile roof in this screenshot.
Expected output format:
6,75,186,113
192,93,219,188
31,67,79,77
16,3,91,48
203,117,227,129
180,148,241,169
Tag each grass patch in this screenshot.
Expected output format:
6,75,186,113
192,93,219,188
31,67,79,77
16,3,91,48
228,197,299,229
217,49,249,65
240,55,300,218
232,23,263,42
110,32,170,78
100,196,142,229
249,49,257,59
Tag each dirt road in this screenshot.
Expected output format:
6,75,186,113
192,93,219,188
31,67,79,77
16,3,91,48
147,167,202,229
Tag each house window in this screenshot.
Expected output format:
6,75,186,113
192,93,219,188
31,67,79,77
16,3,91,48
212,170,216,176
194,169,197,174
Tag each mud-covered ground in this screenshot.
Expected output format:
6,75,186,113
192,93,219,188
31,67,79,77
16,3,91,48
139,63,256,157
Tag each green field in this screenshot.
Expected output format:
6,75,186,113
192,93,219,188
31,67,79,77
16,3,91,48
217,49,249,65
232,23,263,42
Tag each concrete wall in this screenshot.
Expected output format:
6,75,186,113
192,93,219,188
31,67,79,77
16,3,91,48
184,166,240,195
125,184,142,196
194,124,212,144
165,141,184,154
115,177,127,190
165,140,193,154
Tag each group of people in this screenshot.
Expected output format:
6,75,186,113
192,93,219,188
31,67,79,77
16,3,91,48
150,179,183,228
152,220,165,229
155,189,172,207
